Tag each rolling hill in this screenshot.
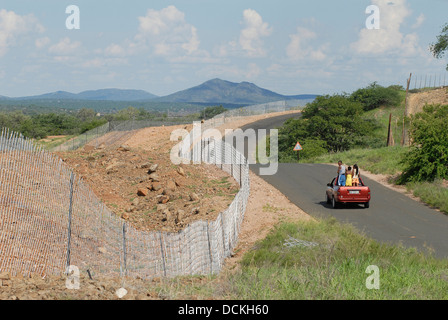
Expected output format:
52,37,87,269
7,89,158,101
154,78,317,104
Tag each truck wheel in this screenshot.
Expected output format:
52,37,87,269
364,202,370,208
326,193,331,204
332,197,338,209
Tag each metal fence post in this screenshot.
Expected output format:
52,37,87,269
65,172,75,273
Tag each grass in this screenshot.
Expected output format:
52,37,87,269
407,180,448,214
36,135,75,150
228,218,448,300
308,145,407,176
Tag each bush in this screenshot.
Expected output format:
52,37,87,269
399,104,448,183
350,82,402,111
278,95,376,158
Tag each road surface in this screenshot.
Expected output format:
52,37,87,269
228,113,448,258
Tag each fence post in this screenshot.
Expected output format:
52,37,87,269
122,223,127,277
206,221,213,274
65,173,75,274
159,232,167,277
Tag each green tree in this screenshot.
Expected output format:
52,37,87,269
200,105,227,120
399,104,448,183
278,95,376,161
350,82,401,111
430,23,448,70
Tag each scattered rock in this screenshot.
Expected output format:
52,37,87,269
137,188,149,197
98,247,107,254
191,207,200,215
157,195,170,204
132,198,140,206
166,180,176,191
152,182,162,191
118,145,131,152
189,193,200,202
177,167,185,177
122,212,130,220
148,173,160,182
176,210,185,224
140,162,151,169
148,164,158,173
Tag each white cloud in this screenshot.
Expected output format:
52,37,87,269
104,43,126,57
48,37,82,55
0,9,44,56
351,0,421,56
286,27,327,61
35,37,50,49
239,9,272,57
135,5,201,57
412,13,425,29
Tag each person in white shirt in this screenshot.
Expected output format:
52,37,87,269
337,160,346,186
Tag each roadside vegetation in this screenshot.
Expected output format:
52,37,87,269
0,105,227,141
141,218,448,300
273,81,448,215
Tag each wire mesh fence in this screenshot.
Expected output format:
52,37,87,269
1,98,306,279
409,72,448,91
0,128,249,279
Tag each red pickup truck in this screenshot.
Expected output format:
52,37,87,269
326,176,371,209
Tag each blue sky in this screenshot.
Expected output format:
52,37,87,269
1,0,447,97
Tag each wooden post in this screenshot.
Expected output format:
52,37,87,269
402,73,412,146
386,113,394,146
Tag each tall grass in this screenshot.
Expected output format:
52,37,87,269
308,146,407,176
407,180,448,214
229,219,448,300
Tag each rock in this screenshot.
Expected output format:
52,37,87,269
132,198,140,206
191,207,200,215
0,272,10,280
176,210,185,224
140,162,151,169
152,182,162,191
146,182,153,191
157,204,168,212
84,145,95,152
148,173,160,182
166,180,176,191
86,156,96,161
98,247,107,254
157,195,170,204
148,164,158,173
97,143,106,150
189,193,200,202
137,188,148,197
118,145,131,152
121,212,130,220
177,167,186,176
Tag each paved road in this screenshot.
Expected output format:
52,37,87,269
231,113,448,258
